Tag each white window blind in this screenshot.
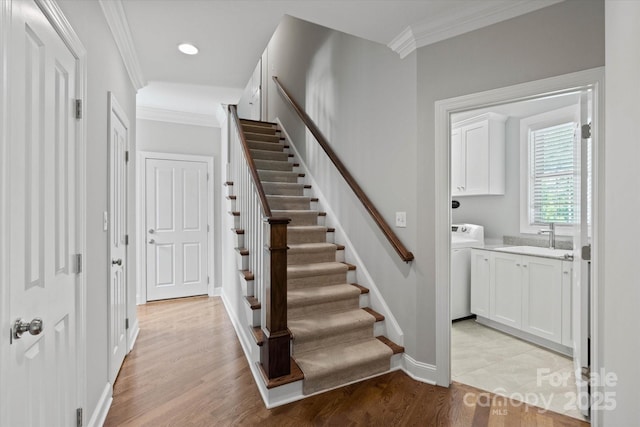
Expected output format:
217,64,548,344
529,122,577,225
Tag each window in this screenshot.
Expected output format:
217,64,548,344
520,106,579,234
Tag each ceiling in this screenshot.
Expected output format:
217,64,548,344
114,0,562,126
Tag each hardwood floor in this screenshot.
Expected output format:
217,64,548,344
105,296,589,426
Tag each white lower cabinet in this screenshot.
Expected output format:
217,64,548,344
471,249,569,346
521,256,562,343
490,252,522,329
470,250,491,317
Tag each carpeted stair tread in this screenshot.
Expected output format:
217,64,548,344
254,159,293,172
288,243,338,265
250,149,289,162
293,338,393,394
287,225,329,244
258,170,300,183
288,283,360,309
287,262,348,279
262,181,305,196
272,210,321,225
289,308,376,354
248,140,284,152
267,195,311,210
289,308,375,340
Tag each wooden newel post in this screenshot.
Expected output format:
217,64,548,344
261,217,291,379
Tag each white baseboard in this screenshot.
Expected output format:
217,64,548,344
210,286,222,297
402,354,437,385
87,383,113,427
128,319,140,353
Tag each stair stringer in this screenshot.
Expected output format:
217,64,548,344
275,118,404,349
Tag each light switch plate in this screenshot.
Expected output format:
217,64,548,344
395,212,407,228
103,211,108,231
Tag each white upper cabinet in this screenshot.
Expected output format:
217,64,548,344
451,113,507,197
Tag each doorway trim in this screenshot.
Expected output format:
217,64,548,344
434,67,604,425
0,0,88,424
136,151,215,304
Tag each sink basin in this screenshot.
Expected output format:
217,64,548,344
494,246,573,259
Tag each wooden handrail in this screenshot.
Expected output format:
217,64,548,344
229,104,272,218
272,76,415,262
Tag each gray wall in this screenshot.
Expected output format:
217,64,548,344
414,0,604,364
261,16,420,355
136,119,223,289
57,0,138,418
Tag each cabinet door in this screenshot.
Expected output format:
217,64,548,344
461,121,489,195
470,250,491,317
490,252,522,328
561,261,573,347
451,128,465,196
521,256,562,343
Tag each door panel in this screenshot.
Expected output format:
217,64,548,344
5,1,78,424
108,93,129,384
146,159,209,301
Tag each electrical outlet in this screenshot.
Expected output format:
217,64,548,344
395,212,407,228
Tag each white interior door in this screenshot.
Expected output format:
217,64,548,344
573,90,592,417
146,159,209,301
108,93,128,384
4,1,79,424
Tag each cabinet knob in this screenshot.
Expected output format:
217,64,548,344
523,264,528,268
516,263,520,266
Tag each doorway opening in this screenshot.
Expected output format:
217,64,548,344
435,68,604,424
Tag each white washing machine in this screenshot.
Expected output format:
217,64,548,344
451,224,484,320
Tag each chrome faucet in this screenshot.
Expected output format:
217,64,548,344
538,223,556,249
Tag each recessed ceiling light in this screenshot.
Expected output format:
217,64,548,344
178,43,198,55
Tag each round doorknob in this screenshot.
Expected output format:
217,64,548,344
112,258,122,266
148,229,155,234
148,239,155,244
13,318,44,339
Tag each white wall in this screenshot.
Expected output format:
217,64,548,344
451,96,580,243
56,0,138,420
416,0,604,364
257,15,419,355
602,1,640,424
136,119,223,290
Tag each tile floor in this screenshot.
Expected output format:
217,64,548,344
452,318,588,421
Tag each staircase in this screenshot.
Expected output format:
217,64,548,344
231,118,404,396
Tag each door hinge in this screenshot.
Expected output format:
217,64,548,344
125,234,129,245
581,123,592,139
207,224,210,232
207,276,210,284
73,254,82,274
207,172,210,180
76,408,83,427
125,318,129,330
125,150,129,162
75,99,82,119
582,244,591,261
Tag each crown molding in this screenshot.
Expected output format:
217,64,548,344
98,0,146,91
137,105,219,128
389,0,563,58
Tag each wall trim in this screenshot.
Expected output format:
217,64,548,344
388,0,563,58
86,383,112,427
128,318,140,352
98,0,145,91
402,354,437,385
136,151,215,304
434,67,604,426
137,105,219,128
